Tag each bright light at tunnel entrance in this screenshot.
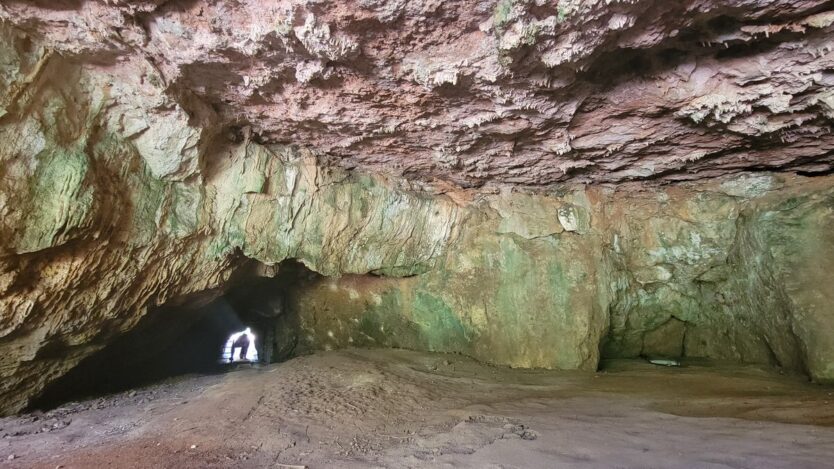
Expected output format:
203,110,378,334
221,327,258,363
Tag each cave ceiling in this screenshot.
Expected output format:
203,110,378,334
2,0,834,188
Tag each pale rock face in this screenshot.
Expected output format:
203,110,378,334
557,205,589,233
0,1,834,417
132,109,203,180
293,13,360,62
490,193,564,239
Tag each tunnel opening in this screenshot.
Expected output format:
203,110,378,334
221,327,259,363
28,259,321,412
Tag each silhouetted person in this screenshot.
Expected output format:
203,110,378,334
233,330,251,362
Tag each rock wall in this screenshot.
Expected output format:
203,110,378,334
290,175,834,379
290,190,610,370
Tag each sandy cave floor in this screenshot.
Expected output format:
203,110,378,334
2,349,834,468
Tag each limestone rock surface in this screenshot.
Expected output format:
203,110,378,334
1,1,834,417
2,0,833,187
288,175,834,378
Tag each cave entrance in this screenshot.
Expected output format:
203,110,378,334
29,259,320,411
221,327,259,363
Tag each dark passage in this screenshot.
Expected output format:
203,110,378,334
29,260,319,411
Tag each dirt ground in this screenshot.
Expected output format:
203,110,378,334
2,349,834,468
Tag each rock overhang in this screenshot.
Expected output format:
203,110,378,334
2,0,833,190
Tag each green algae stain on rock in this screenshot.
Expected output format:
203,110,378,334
353,286,453,352
91,132,168,246
16,147,95,253
493,0,516,33
163,182,204,239
747,192,834,382
127,164,167,246
411,291,471,352
356,288,407,347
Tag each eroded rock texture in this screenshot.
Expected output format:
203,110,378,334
0,1,833,416
288,175,834,378
2,0,834,187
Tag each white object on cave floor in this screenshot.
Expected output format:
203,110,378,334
648,358,681,367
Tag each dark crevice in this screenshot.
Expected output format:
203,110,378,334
796,166,834,177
